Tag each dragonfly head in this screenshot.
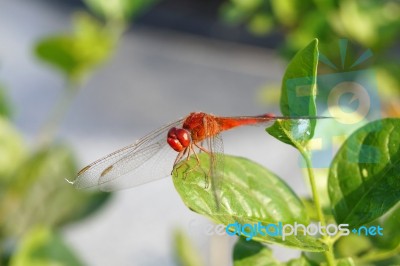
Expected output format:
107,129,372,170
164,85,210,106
167,127,191,152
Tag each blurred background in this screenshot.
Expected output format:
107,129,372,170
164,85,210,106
0,0,399,265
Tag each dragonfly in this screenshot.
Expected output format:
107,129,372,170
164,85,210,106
69,112,322,192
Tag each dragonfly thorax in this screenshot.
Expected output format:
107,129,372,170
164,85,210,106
167,127,191,152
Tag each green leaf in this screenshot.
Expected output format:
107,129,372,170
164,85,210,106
9,226,84,266
83,0,159,21
267,39,319,149
302,251,326,265
279,38,319,118
0,144,110,237
233,239,316,266
220,3,248,25
286,255,317,266
0,85,12,118
233,238,281,266
375,203,400,250
0,117,26,181
335,234,373,258
173,229,204,266
322,258,355,266
173,153,327,251
267,119,315,148
247,14,274,35
270,0,299,26
328,118,400,226
231,0,262,12
35,12,116,83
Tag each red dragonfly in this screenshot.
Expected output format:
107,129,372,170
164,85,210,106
69,112,317,191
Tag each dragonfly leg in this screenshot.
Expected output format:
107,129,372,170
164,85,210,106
171,148,189,177
193,143,212,188
182,144,210,187
197,141,205,153
194,143,211,154
172,144,209,187
173,150,185,168
188,144,200,163
172,146,204,181
184,145,201,172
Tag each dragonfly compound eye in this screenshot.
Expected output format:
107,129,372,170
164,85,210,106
167,127,191,152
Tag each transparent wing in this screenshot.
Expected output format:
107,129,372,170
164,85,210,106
71,118,185,191
208,133,224,196
203,118,224,210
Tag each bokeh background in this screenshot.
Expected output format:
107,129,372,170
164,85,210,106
0,0,399,265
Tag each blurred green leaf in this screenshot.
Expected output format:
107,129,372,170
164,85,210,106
375,203,400,250
267,39,319,149
335,234,373,258
257,83,281,106
376,63,400,118
322,258,355,266
83,0,159,21
233,237,317,266
328,118,400,227
303,250,326,265
221,0,400,111
0,85,12,118
231,0,262,12
173,154,327,251
9,226,83,266
301,198,320,222
335,1,377,47
173,229,204,266
0,144,110,237
35,12,116,83
286,255,317,266
220,3,248,25
233,239,316,266
233,238,280,266
247,14,274,35
286,11,331,55
270,0,298,26
0,117,26,181
357,252,400,266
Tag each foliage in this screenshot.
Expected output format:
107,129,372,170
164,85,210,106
35,12,117,83
220,0,400,116
0,0,158,264
172,39,400,265
0,85,12,118
267,39,318,149
9,227,84,266
2,0,398,263
174,154,325,251
83,0,159,22
173,229,204,266
329,119,400,227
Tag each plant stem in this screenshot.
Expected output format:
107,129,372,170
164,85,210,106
37,82,79,147
330,232,343,244
301,148,336,266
